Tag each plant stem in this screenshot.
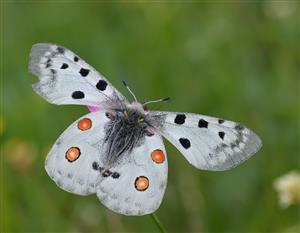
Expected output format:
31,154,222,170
150,213,167,233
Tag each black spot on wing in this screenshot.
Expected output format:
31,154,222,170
92,162,99,170
112,172,120,179
50,69,56,75
46,58,51,68
174,114,186,125
235,124,245,131
96,80,108,91
179,138,191,149
72,91,85,99
218,131,225,140
74,56,79,62
57,47,65,54
218,119,225,124
198,119,208,128
79,68,90,77
221,143,228,148
60,63,69,69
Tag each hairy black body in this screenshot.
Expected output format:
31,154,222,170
103,106,164,165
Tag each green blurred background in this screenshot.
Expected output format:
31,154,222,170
1,1,299,232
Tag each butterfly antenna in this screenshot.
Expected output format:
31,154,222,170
122,80,138,102
143,97,170,106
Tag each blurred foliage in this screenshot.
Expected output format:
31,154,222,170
1,1,299,232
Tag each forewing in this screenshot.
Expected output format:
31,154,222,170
45,110,110,195
96,133,168,216
29,43,126,106
151,111,262,171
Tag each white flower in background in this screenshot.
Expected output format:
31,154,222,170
274,171,300,208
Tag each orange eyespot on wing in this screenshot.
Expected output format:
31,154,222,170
77,118,92,131
151,149,165,164
65,147,81,162
135,176,149,191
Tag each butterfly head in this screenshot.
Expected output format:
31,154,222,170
122,102,147,126
121,80,169,113
105,102,146,128
128,101,146,114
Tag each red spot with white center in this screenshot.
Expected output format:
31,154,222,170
135,176,149,191
65,147,81,162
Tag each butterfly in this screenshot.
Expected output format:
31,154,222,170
29,43,262,216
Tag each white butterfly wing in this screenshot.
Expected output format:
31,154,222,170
45,111,110,195
45,109,168,215
96,133,168,216
151,111,262,171
29,43,126,106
